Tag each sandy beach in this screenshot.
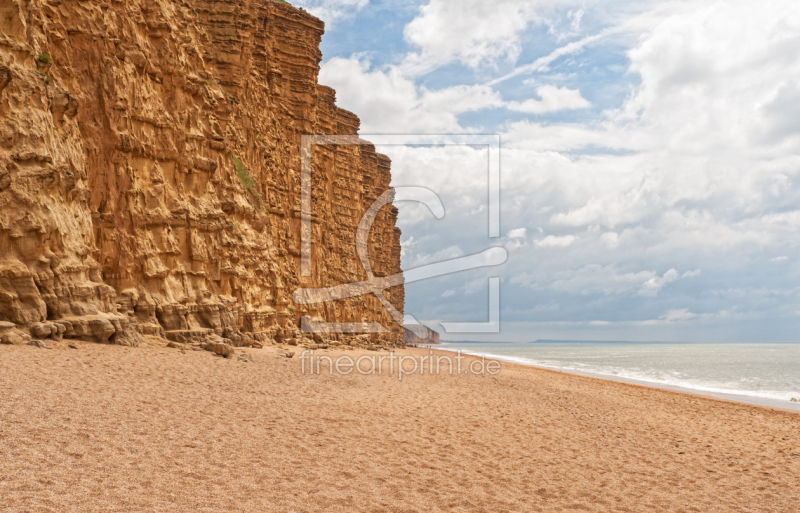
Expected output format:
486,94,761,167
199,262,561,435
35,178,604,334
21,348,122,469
1,341,799,512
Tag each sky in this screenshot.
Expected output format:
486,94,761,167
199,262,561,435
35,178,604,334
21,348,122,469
292,0,800,342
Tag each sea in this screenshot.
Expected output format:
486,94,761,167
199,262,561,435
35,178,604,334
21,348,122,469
438,341,800,410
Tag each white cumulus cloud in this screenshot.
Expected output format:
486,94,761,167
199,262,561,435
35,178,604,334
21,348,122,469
660,308,697,322
401,0,543,74
507,85,590,114
293,0,369,24
534,235,577,248
319,57,503,133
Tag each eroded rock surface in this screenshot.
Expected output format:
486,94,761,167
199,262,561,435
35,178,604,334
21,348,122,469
0,0,404,348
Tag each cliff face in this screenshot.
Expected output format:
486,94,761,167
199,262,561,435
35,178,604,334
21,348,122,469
0,0,404,348
404,326,440,346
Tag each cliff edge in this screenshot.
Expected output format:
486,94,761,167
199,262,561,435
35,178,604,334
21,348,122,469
0,0,404,348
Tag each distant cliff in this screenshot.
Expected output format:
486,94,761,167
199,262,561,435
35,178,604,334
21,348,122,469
404,326,440,346
0,0,403,348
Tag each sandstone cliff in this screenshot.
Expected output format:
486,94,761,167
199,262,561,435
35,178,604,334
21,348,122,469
0,0,404,348
404,326,440,346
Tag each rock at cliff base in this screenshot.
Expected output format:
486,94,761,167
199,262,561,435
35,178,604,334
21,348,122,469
213,343,236,358
0,323,30,345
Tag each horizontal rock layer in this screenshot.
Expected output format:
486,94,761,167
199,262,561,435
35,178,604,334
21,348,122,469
0,0,404,347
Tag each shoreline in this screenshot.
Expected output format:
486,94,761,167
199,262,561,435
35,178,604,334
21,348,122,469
434,344,800,413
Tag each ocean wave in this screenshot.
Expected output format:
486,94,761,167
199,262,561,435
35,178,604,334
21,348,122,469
437,346,800,403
